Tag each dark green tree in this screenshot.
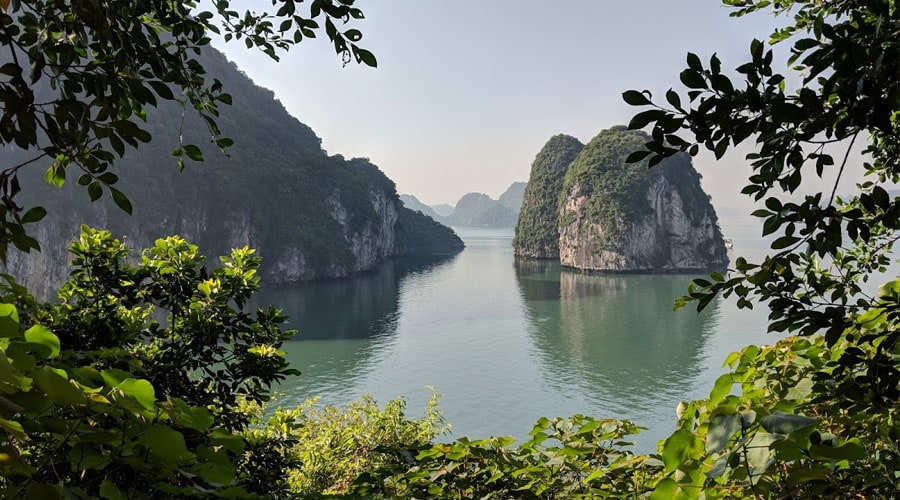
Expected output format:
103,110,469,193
0,0,375,259
622,0,900,496
625,0,898,398
0,226,298,498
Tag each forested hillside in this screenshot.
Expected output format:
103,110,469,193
5,48,462,297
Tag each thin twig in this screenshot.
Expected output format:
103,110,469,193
828,132,859,207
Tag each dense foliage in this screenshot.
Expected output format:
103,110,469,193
620,0,900,496
513,134,584,258
0,227,297,498
0,0,376,261
397,207,464,255
243,393,445,497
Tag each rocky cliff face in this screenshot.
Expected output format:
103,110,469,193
3,176,438,298
2,48,462,298
558,174,726,271
556,127,727,272
513,135,584,258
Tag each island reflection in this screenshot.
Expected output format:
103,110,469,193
514,259,720,417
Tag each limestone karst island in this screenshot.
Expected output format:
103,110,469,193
514,126,728,272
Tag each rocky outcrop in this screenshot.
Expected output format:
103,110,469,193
556,127,727,272
513,135,584,258
514,127,727,272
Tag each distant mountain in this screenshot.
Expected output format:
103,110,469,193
498,182,527,213
447,188,519,227
401,181,527,228
399,194,446,223
446,192,518,227
430,204,455,217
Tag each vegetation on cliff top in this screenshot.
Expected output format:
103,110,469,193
559,126,721,251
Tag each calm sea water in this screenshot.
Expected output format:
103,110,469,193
257,219,777,451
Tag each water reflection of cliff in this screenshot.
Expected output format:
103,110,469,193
253,254,458,404
514,260,720,416
256,254,458,340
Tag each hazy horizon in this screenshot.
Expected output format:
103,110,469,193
212,1,865,212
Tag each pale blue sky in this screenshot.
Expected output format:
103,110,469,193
213,1,850,211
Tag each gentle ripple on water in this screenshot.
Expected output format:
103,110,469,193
258,221,779,452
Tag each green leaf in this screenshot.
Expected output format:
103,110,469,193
44,164,65,188
21,207,47,224
706,413,741,453
784,466,827,487
211,428,245,454
628,109,665,130
665,89,682,109
0,418,26,441
171,398,214,430
345,29,362,42
68,443,110,470
809,441,867,461
182,144,204,162
138,425,193,467
88,181,103,202
116,378,156,410
35,366,86,406
148,80,174,100
354,47,377,67
760,411,816,435
707,455,729,478
709,373,733,406
679,69,707,89
24,325,60,359
686,52,702,71
771,235,800,249
622,90,651,106
662,428,693,472
100,479,126,500
650,478,678,499
746,433,778,480
100,368,134,387
0,303,19,337
625,150,651,164
109,187,132,215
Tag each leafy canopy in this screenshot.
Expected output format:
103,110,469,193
619,0,900,496
0,0,375,260
0,226,298,498
626,0,899,394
